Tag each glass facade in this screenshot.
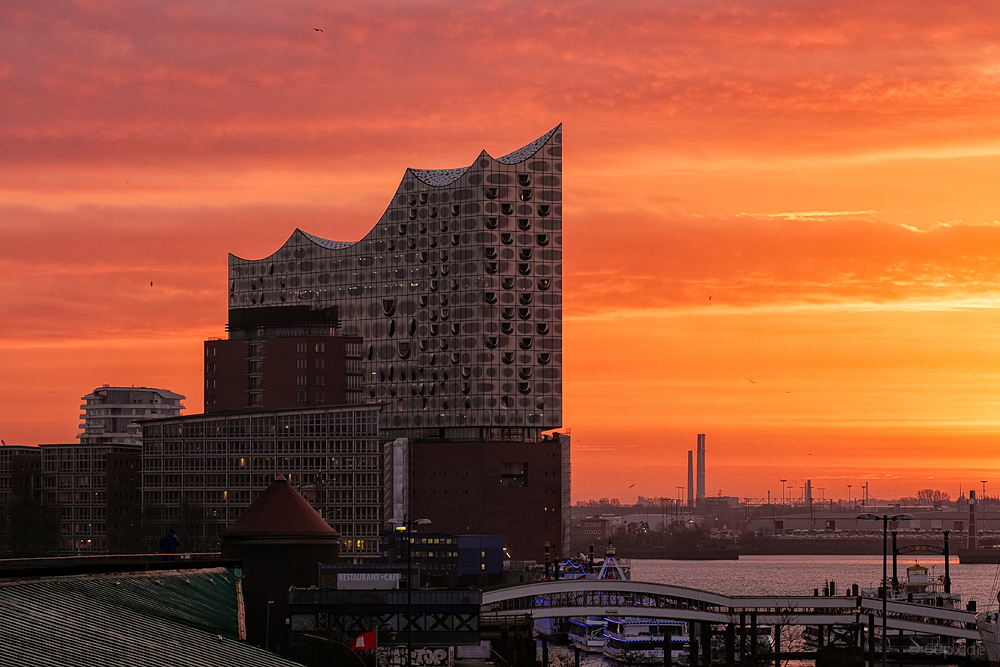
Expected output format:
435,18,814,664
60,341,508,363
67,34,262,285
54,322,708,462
227,126,563,441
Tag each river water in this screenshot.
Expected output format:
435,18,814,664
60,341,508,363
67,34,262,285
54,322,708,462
535,555,1000,666
631,555,1000,609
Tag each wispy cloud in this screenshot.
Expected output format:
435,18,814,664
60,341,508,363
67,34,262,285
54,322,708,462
741,210,880,221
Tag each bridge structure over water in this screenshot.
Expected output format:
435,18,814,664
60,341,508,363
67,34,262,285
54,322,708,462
481,580,981,665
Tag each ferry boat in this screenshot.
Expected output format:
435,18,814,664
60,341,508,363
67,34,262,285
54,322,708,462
535,541,633,647
602,617,689,664
977,603,1000,667
859,562,961,609
533,617,569,644
568,616,607,652
559,540,631,581
860,563,964,654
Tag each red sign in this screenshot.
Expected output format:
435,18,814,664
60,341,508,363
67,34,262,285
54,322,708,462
351,630,377,651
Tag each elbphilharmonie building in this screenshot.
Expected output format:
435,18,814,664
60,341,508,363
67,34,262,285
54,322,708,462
226,125,564,443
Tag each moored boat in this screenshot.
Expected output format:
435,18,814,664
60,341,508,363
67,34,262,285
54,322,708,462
602,617,689,664
978,599,1000,667
567,616,607,652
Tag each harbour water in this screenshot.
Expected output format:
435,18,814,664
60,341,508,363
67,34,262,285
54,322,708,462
536,555,1000,666
632,555,1000,609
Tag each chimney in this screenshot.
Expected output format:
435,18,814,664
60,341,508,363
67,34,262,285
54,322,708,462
687,451,694,510
969,490,978,550
696,434,706,505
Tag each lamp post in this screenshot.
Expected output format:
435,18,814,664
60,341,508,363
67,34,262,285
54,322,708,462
389,516,432,667
983,481,990,527
857,512,914,667
779,480,787,535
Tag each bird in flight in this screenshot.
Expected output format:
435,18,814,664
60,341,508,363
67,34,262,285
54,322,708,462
314,27,324,32
150,281,153,287
628,483,636,489
709,296,712,301
748,380,756,383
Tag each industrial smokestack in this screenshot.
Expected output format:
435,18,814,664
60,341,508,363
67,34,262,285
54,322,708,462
687,451,694,510
696,434,706,505
969,490,978,550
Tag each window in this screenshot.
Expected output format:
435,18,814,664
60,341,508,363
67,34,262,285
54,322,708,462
315,343,325,353
315,392,325,402
297,358,307,369
314,358,325,369
296,342,307,353
315,375,325,386
500,462,528,487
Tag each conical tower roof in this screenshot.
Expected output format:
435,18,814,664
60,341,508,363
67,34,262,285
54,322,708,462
223,475,339,538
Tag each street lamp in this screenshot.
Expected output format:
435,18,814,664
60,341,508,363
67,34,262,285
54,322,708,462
388,516,432,667
858,512,914,667
779,480,787,535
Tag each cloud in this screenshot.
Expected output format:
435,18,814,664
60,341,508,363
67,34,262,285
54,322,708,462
565,207,1000,314
6,1,1000,491
4,0,1000,182
742,210,880,221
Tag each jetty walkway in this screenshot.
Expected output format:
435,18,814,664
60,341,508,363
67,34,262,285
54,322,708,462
482,580,979,640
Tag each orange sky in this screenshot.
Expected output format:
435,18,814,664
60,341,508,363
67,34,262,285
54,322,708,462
4,1,1000,503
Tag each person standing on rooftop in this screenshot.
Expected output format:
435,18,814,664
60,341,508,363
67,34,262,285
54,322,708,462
159,529,180,560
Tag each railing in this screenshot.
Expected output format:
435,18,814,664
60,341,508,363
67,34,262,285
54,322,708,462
0,552,225,569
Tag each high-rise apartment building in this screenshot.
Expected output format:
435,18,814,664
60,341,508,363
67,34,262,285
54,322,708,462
79,386,185,445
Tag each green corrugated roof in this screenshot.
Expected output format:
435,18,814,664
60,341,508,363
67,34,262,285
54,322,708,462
0,567,303,667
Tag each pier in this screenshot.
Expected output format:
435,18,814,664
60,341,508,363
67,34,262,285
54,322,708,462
481,580,982,665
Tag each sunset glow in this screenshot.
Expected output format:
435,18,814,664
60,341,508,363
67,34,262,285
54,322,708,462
4,1,1000,502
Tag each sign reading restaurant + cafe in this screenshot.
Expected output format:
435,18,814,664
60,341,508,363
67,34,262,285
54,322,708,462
337,572,403,590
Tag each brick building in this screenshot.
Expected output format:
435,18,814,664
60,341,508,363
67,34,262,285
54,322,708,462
204,334,364,412
410,433,569,561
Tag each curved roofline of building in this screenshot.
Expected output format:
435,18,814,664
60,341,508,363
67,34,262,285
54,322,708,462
229,124,562,261
409,124,561,187
229,228,357,262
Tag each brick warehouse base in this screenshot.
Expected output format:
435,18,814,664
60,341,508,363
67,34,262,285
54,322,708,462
410,434,569,562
